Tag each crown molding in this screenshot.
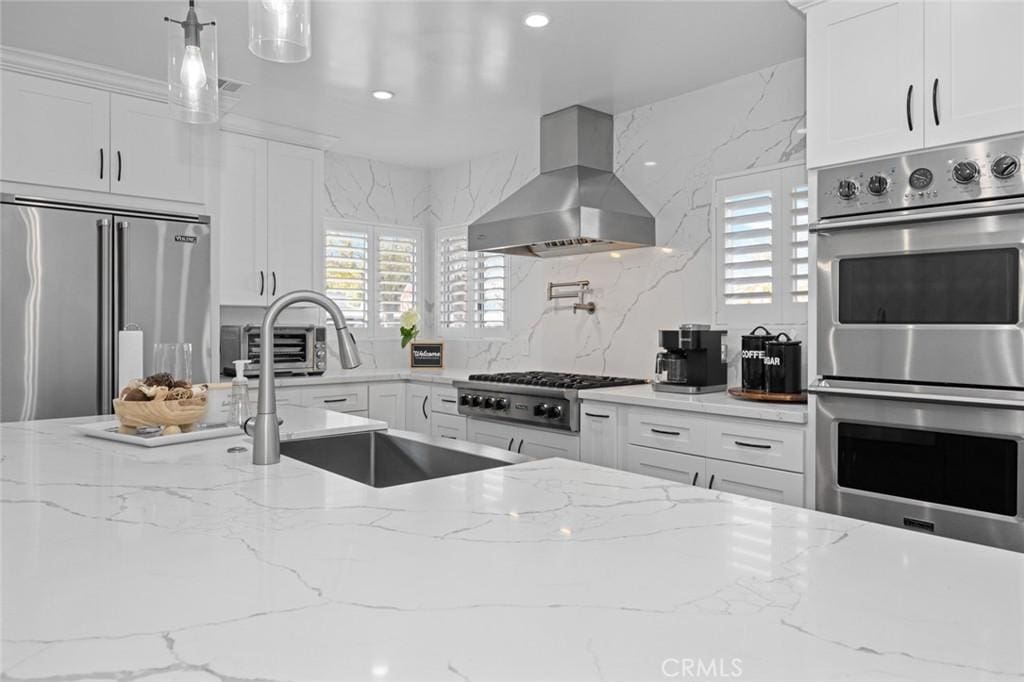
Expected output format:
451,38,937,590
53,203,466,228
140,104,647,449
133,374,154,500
219,113,339,151
787,0,826,12
0,45,241,113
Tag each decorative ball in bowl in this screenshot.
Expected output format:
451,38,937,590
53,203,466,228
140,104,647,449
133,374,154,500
113,374,209,435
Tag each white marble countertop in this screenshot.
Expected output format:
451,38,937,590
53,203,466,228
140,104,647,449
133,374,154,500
226,368,473,389
3,417,1021,681
579,384,808,424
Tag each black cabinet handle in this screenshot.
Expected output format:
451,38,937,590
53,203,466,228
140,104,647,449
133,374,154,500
441,398,457,404
691,472,698,486
271,271,277,296
99,148,104,179
651,428,681,436
517,439,524,453
116,150,122,182
258,271,265,296
708,474,716,490
507,437,514,451
906,84,914,132
421,395,428,420
584,412,610,419
441,435,456,439
932,78,940,126
734,440,771,450
323,398,348,404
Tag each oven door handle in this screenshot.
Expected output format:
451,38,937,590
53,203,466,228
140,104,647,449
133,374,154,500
812,197,1024,232
809,382,1024,410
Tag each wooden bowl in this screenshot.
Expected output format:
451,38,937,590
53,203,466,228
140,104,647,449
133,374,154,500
112,396,208,435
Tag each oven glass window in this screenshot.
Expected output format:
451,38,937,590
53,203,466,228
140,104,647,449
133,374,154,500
837,248,1019,324
837,423,1018,516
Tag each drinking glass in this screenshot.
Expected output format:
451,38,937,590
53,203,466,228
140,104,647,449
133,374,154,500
152,342,193,383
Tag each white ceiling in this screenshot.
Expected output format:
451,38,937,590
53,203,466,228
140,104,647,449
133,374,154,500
0,0,805,168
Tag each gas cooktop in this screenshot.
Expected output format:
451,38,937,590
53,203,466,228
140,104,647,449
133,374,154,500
466,371,646,391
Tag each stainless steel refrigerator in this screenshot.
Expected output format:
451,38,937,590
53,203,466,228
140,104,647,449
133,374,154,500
1,195,212,422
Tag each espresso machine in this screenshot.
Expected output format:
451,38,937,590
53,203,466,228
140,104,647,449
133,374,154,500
653,324,728,394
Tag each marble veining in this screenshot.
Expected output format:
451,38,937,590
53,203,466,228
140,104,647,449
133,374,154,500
3,417,1022,681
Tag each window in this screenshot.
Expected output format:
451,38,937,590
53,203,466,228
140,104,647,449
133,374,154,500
713,163,807,326
437,225,508,335
324,218,422,335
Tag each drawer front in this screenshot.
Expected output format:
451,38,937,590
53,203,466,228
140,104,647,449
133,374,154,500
627,408,707,455
623,444,706,486
430,412,467,440
431,386,461,415
516,426,581,461
706,459,804,507
249,386,304,406
302,384,369,413
706,419,805,473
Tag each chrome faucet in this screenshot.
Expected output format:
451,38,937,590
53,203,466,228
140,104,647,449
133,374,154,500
246,290,361,465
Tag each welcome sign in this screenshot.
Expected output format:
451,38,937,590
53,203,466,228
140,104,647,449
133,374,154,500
410,342,444,368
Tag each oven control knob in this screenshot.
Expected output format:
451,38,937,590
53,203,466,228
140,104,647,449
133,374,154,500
991,154,1020,179
494,398,509,410
546,405,564,419
836,178,859,200
459,394,471,406
534,403,551,417
952,160,980,184
483,397,495,409
866,175,889,196
470,395,482,407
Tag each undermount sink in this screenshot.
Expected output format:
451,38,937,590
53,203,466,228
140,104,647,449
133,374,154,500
280,429,532,488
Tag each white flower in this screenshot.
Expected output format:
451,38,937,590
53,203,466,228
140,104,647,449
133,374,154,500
399,308,420,329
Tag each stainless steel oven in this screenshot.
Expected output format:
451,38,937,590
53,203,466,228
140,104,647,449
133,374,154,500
815,380,1024,552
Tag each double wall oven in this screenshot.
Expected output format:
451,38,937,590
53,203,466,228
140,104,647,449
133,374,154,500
811,134,1024,552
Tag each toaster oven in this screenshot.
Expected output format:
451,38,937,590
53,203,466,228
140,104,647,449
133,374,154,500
221,325,327,377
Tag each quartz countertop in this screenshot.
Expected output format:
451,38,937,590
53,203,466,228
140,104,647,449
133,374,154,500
3,417,1020,681
579,384,808,424
223,368,473,388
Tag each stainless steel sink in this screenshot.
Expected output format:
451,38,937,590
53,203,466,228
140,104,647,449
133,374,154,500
280,429,532,488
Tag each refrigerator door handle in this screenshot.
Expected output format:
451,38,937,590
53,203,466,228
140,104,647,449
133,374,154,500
115,221,130,332
98,219,114,413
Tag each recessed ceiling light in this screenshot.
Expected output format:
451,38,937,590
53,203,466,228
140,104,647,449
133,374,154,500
524,12,550,28
371,90,394,100
644,161,658,167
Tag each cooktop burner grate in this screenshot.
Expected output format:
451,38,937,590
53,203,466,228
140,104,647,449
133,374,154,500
466,371,646,391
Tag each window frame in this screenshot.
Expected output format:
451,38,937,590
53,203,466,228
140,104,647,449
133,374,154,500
322,217,424,340
711,161,808,328
434,224,511,339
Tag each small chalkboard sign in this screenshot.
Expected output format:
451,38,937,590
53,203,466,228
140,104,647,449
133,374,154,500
409,341,444,368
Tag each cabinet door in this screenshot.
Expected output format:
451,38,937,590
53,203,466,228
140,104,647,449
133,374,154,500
368,382,406,429
516,426,580,461
925,1,1024,146
580,403,619,468
467,419,517,451
431,413,467,440
219,133,269,306
405,384,432,434
109,94,203,203
267,141,322,296
0,72,110,192
705,459,804,507
806,1,925,167
624,444,706,486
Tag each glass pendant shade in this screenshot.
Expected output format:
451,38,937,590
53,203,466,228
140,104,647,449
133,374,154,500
165,2,218,124
248,0,311,63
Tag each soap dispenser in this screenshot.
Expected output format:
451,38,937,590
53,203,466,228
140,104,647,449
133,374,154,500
226,359,253,428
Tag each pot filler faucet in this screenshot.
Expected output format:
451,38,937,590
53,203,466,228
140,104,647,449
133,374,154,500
246,290,361,465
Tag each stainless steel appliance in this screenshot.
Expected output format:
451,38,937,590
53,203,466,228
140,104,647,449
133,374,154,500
1,195,211,422
454,372,646,433
221,324,326,377
811,134,1024,551
468,106,655,257
653,325,727,394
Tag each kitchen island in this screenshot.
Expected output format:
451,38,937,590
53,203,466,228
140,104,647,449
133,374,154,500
2,416,1022,681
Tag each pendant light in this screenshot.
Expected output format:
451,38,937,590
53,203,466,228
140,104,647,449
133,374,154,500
248,0,311,63
164,0,219,124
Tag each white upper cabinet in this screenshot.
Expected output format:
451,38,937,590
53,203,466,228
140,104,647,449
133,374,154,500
0,72,205,202
806,1,1024,167
109,94,203,203
924,1,1024,146
807,1,925,168
219,132,269,306
1,71,110,192
267,141,321,296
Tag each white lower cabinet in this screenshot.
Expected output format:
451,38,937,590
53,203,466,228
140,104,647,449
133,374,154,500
705,459,803,507
624,444,705,486
368,382,406,429
405,383,432,434
579,403,619,468
467,419,517,451
431,412,467,440
467,419,580,460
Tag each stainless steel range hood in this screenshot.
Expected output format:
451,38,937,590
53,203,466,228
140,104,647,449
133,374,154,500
468,105,656,257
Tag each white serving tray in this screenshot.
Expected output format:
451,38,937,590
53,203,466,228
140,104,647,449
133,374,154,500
74,421,242,448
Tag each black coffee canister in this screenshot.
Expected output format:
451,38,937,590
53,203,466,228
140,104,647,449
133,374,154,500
740,326,775,391
764,332,802,394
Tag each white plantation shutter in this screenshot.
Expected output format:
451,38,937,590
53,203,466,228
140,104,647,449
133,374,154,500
476,252,506,327
714,163,808,326
438,231,470,328
437,226,508,334
377,230,418,328
324,229,370,328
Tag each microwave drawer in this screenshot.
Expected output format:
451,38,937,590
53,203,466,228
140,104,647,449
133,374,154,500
626,409,706,455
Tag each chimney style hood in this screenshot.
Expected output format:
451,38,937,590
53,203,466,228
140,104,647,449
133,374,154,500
468,105,656,258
